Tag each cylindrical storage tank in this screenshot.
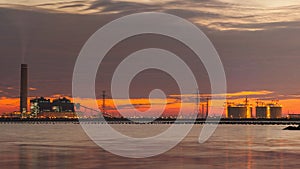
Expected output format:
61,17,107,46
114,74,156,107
256,106,268,118
270,106,282,118
227,106,248,118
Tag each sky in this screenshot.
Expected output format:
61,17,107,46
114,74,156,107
0,0,300,115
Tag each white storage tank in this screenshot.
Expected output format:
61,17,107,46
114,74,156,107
256,106,268,118
269,104,282,118
227,104,252,118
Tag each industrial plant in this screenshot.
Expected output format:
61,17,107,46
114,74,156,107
13,64,77,119
30,97,76,118
226,98,283,119
1,64,285,120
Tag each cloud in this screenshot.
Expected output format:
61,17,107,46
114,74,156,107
224,90,273,98
0,1,300,114
59,4,85,9
2,0,300,31
169,90,274,99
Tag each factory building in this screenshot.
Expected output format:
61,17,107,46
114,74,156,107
255,102,282,119
18,64,76,119
30,97,75,117
30,97,52,113
226,98,253,119
256,106,268,118
227,104,252,118
227,98,283,119
52,97,75,112
288,114,300,119
269,104,282,118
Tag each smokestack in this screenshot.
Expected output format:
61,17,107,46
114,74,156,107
20,64,28,113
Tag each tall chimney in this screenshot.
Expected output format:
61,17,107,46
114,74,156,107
20,64,28,113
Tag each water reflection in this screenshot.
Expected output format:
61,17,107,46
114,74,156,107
247,127,252,169
0,124,300,169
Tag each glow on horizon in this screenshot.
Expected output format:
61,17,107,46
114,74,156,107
1,93,300,116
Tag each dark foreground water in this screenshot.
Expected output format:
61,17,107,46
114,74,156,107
0,124,299,169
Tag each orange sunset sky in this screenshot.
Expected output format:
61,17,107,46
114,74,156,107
1,1,300,116
1,91,300,116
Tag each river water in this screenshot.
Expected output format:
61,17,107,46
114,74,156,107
0,124,299,169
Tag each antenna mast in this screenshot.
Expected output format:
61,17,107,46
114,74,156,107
196,89,199,118
102,90,106,113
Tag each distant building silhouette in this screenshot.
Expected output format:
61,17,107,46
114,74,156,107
256,106,268,118
30,97,51,113
268,104,282,118
255,101,282,119
30,97,75,116
227,98,283,119
52,97,75,112
227,104,253,118
227,97,253,118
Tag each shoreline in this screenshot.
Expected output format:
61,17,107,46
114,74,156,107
0,118,299,125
